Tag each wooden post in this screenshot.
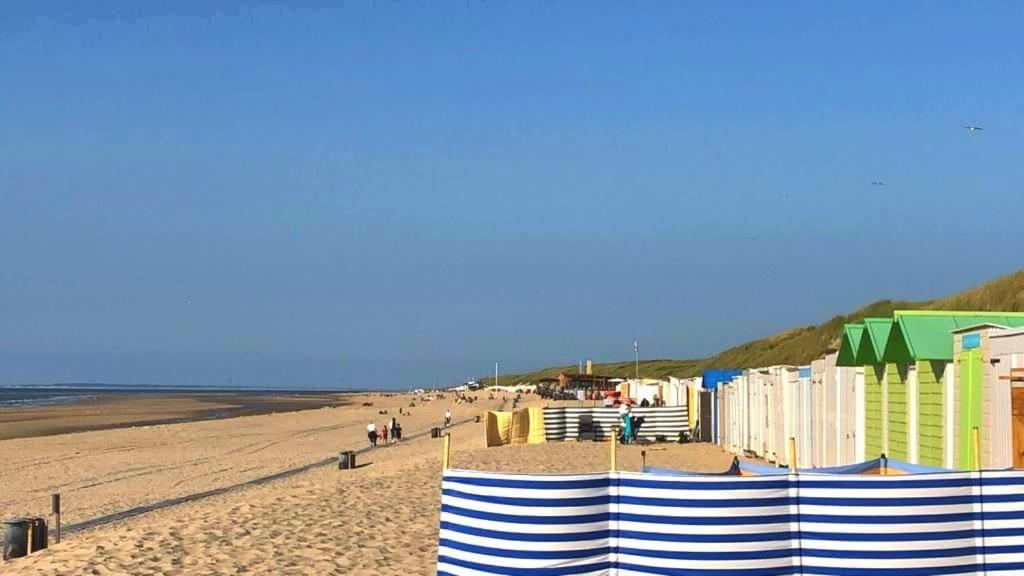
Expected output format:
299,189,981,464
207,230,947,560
640,450,646,471
786,437,797,475
972,426,981,470
442,433,451,470
52,493,61,544
27,520,34,555
610,427,618,471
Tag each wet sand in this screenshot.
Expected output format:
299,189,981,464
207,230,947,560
0,393,348,441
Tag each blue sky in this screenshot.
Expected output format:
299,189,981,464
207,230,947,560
3,1,1023,388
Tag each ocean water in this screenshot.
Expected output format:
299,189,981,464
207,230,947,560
0,384,349,408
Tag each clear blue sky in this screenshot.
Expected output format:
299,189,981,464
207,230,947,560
3,1,1023,388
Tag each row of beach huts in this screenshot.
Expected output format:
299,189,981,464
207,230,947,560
705,310,1024,470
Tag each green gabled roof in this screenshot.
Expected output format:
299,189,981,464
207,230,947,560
836,324,864,367
883,310,1024,362
856,318,893,364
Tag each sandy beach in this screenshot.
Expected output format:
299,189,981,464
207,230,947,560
1,394,734,575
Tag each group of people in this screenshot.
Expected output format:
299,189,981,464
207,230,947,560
367,417,402,448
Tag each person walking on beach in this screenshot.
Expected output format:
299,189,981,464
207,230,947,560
367,421,378,448
618,403,634,445
379,421,389,444
392,418,401,441
444,409,452,427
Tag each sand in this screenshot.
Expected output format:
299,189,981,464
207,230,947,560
1,395,735,575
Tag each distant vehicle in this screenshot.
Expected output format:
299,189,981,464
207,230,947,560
466,381,483,391
412,388,425,395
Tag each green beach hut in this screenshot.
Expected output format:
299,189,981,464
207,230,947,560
858,318,894,461
882,310,1024,469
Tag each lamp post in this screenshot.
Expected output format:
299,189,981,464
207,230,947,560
634,338,639,380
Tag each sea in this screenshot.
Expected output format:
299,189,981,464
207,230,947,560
0,383,352,408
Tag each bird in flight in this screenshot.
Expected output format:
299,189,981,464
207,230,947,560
964,126,984,132
872,181,886,186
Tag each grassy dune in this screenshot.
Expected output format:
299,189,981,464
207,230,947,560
490,269,1024,383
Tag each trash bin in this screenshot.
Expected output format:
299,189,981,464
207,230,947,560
338,450,356,470
431,427,440,438
3,517,47,560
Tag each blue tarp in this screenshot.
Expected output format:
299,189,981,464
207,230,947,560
644,457,952,477
702,369,742,390
738,457,950,475
642,460,740,476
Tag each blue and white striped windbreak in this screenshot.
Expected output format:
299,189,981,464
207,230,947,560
437,468,1024,575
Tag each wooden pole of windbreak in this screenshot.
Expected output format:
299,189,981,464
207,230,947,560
442,433,452,470
972,426,982,470
52,493,61,544
787,437,798,475
27,519,34,555
610,427,618,471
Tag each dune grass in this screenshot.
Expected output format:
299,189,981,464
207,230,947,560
487,269,1024,384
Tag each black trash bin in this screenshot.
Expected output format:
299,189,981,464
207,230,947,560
338,450,357,470
3,517,47,560
431,427,441,438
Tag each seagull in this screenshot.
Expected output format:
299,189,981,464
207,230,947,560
872,181,886,186
964,126,984,132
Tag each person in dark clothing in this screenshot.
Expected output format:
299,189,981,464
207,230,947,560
367,422,379,447
390,418,400,442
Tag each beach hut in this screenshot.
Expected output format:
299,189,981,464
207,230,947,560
836,362,861,466
701,370,738,444
837,324,867,463
796,366,814,468
985,328,1024,468
857,318,893,461
950,325,1024,469
766,367,786,464
883,310,1024,469
772,366,800,467
743,370,765,458
720,382,737,450
812,354,837,467
730,374,748,455
810,351,859,467
664,377,687,408
686,377,702,431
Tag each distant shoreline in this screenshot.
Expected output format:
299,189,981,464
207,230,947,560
0,390,372,440
0,384,376,408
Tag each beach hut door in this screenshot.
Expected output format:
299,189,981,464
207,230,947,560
1013,387,1024,469
959,349,983,470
